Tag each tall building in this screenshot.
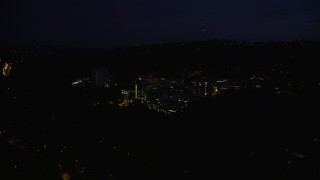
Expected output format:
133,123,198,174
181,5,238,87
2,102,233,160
91,68,113,87
135,78,148,100
135,82,138,99
199,82,209,96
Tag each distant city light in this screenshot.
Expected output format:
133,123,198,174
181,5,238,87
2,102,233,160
60,172,71,180
3,62,12,77
293,152,306,159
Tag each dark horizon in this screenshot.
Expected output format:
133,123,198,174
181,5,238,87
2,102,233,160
1,39,320,49
1,41,320,179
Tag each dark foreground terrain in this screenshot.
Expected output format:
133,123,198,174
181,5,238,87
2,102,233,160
1,41,320,179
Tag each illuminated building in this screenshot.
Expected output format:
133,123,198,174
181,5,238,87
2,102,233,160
212,87,220,96
119,89,135,107
215,79,229,90
139,88,147,100
190,81,198,95
199,81,209,96
135,82,138,99
135,78,148,100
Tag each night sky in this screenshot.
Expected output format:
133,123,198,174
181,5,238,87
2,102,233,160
1,0,319,47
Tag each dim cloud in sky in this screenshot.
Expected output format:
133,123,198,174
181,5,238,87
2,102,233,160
0,0,319,47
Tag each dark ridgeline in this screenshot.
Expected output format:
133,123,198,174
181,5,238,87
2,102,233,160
0,40,320,179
